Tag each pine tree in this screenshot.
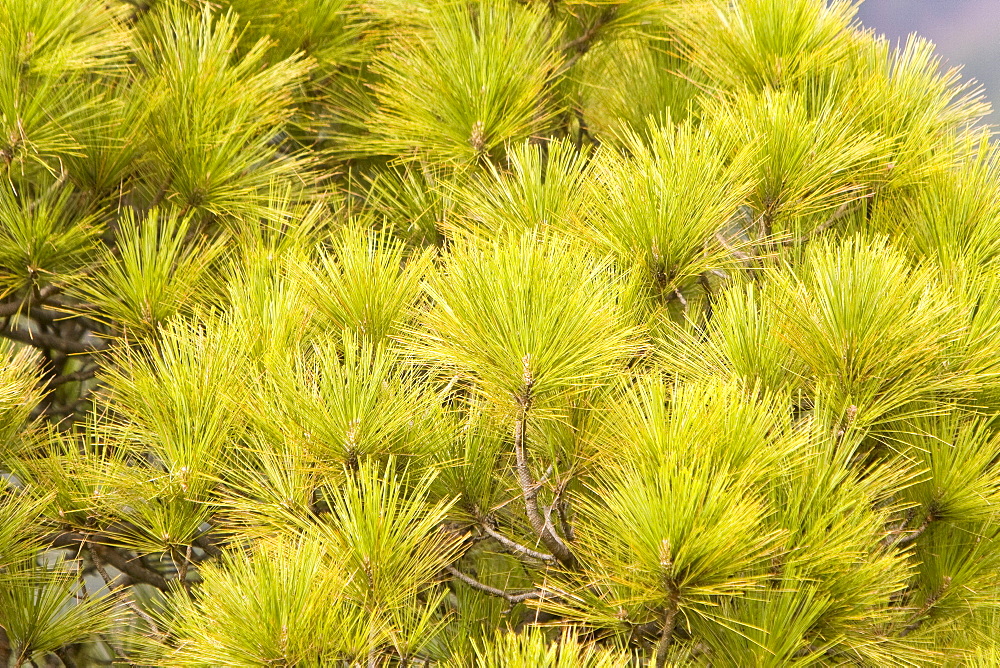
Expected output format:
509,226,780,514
2,0,1000,665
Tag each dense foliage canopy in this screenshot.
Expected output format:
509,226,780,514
2,0,1000,665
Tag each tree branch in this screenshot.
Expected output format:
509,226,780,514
55,646,80,668
561,8,616,53
714,231,751,261
0,627,10,668
0,285,62,317
512,403,576,568
655,591,680,668
881,509,933,549
782,196,872,247
88,539,165,639
49,532,170,591
193,533,224,559
0,324,106,354
48,366,99,387
446,565,543,605
671,286,688,317
480,522,556,563
901,576,951,637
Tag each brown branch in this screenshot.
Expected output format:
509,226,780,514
49,532,170,591
42,295,101,313
672,287,689,317
699,273,715,324
48,366,99,387
782,195,872,247
89,539,165,638
557,501,575,543
193,533,224,559
901,577,951,637
480,522,556,563
0,627,9,668
149,176,172,209
32,391,95,420
512,402,576,568
0,324,106,354
0,300,26,318
96,634,133,666
38,283,62,301
0,285,62,317
174,544,193,596
55,647,79,668
881,510,933,550
714,231,751,261
558,8,618,72
561,8,616,53
446,565,543,605
655,591,680,668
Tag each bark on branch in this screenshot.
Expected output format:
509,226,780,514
881,509,933,550
49,532,170,591
89,539,165,639
0,285,62,317
655,590,680,668
782,195,873,247
901,576,951,637
0,324,106,354
513,408,576,568
480,522,557,563
446,565,543,605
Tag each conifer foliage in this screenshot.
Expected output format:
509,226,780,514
2,0,1000,665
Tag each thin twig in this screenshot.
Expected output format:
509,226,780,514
48,366,99,387
480,522,556,563
446,565,543,605
782,196,872,247
50,533,170,591
557,501,575,543
0,285,62,317
97,634,133,666
901,577,951,637
672,287,689,317
714,231,752,261
560,8,616,53
558,8,618,72
89,540,165,639
173,544,193,596
881,510,933,549
0,324,106,354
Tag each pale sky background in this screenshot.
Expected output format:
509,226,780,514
855,0,1000,115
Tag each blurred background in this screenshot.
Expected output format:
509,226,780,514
856,0,1000,116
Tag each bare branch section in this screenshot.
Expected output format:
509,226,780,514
193,533,224,559
901,576,952,637
446,565,543,605
48,367,99,387
881,509,934,550
88,539,166,639
0,324,106,354
0,285,62,317
49,532,170,591
560,8,618,71
782,195,873,247
512,360,577,568
714,231,751,261
655,590,681,668
480,522,556,563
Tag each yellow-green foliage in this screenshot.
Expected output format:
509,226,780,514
2,1,1000,666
